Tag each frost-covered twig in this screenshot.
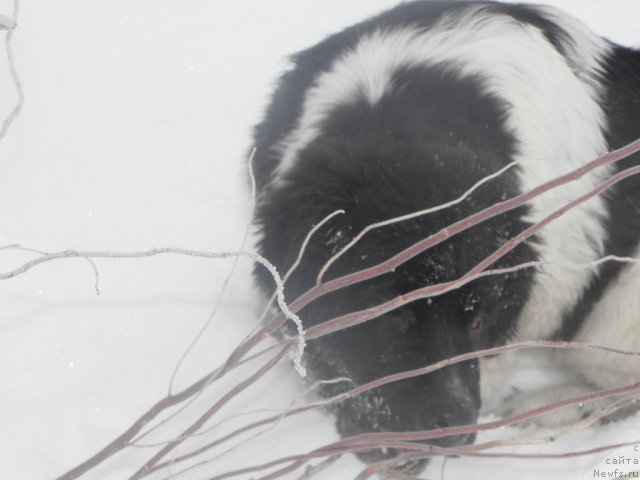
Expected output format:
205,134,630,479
34,246,299,480
0,245,307,375
0,0,23,141
249,208,345,340
22,204,341,478
1,244,102,293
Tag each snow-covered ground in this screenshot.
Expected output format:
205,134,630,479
1,1,638,479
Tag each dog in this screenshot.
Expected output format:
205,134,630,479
251,0,640,467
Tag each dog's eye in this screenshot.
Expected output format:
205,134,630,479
470,315,482,330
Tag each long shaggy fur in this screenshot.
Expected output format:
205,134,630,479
251,0,640,466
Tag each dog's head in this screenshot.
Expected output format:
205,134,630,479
254,139,537,468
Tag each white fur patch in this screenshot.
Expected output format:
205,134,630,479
271,5,613,338
565,250,640,388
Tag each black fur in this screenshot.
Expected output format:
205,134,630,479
554,45,640,341
250,0,640,468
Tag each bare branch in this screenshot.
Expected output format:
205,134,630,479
295,455,341,480
0,245,307,373
465,396,640,452
249,208,345,347
45,246,298,480
205,431,640,480
354,440,640,480
1,244,102,293
0,14,16,30
25,256,640,477
285,209,346,285
45,139,640,479
317,161,518,283
0,0,23,141
439,456,448,480
129,346,288,479
133,148,290,447
143,377,353,475
168,148,258,394
244,139,640,365
305,161,640,340
140,340,640,478
247,147,257,203
324,372,640,459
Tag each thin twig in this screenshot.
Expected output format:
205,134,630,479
129,346,289,479
285,210,345,285
167,148,258,395
23,263,640,477
143,340,640,477
136,375,351,462
133,150,310,448
206,432,640,480
353,440,640,480
248,208,345,351
49,140,640,479
305,253,640,341
463,396,640,452
2,244,102,293
440,456,448,480
47,248,297,480
378,469,417,480
303,157,640,340
317,162,518,283
295,455,342,480
241,139,640,369
0,0,23,141
142,377,353,475
0,245,306,374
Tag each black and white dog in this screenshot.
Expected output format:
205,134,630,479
251,0,640,465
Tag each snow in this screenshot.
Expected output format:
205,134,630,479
0,1,639,479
